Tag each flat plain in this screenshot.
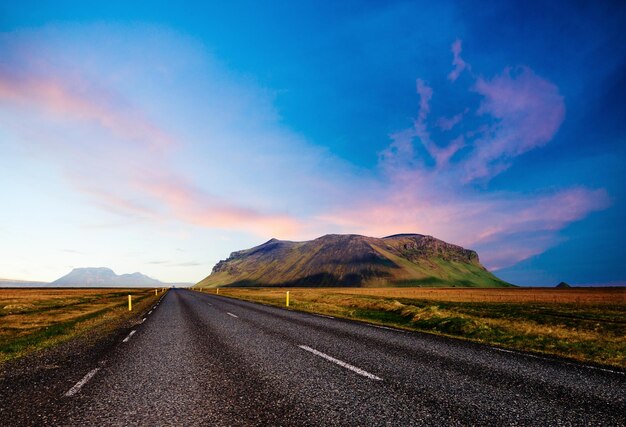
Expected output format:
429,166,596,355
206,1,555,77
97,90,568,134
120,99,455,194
206,287,626,368
0,288,162,363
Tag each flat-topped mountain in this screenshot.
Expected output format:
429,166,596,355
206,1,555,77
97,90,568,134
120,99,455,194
51,267,163,287
197,233,512,288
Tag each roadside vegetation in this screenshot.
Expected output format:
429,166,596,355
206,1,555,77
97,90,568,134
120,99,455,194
205,287,626,369
0,288,163,363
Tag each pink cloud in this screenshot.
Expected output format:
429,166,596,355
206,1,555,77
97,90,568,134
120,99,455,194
415,79,432,121
385,65,565,183
54,146,306,238
472,188,610,245
62,141,306,238
78,186,161,221
448,39,468,82
464,66,565,181
134,175,305,238
479,245,549,271
0,73,174,150
436,110,465,131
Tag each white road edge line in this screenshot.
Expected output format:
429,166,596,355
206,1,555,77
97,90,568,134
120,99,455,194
141,318,146,323
493,347,516,354
227,312,238,318
576,359,626,375
298,345,382,381
372,324,405,333
148,310,152,315
122,330,136,343
491,347,625,375
578,364,625,375
313,313,334,319
64,368,100,397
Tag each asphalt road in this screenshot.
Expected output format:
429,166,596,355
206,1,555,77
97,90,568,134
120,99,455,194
1,288,625,426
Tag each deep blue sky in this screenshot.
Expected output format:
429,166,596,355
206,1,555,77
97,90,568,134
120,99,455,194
1,1,624,285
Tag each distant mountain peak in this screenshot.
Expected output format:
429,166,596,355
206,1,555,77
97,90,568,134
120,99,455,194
71,266,114,272
52,267,163,287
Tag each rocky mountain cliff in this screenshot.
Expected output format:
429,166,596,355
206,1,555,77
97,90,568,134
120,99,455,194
197,233,512,288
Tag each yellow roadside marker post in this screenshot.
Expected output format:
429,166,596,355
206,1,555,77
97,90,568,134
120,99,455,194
217,288,219,295
128,295,132,311
286,291,290,307
155,289,158,296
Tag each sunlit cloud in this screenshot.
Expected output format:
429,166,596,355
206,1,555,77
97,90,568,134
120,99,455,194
134,174,306,237
466,66,566,182
436,110,466,131
0,73,174,150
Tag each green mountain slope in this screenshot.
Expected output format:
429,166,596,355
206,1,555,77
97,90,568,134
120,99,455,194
196,233,513,288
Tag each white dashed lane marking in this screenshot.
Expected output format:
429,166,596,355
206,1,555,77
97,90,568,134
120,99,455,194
64,368,100,397
122,330,136,343
227,312,238,318
299,345,382,381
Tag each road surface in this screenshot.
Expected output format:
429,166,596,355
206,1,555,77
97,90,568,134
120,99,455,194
1,288,624,426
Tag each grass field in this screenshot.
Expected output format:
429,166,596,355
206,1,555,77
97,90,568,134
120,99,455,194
0,288,163,363
205,287,626,369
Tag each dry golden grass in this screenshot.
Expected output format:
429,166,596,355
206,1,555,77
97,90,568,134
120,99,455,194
203,286,625,305
0,288,164,363
319,287,626,304
205,287,626,368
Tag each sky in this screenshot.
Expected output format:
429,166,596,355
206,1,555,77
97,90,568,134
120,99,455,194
0,1,625,285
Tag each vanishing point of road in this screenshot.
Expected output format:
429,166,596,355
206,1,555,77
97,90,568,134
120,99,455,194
1,289,624,426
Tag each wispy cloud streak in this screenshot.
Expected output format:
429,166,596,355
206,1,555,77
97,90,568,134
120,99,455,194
0,73,174,149
466,66,565,181
448,39,468,82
